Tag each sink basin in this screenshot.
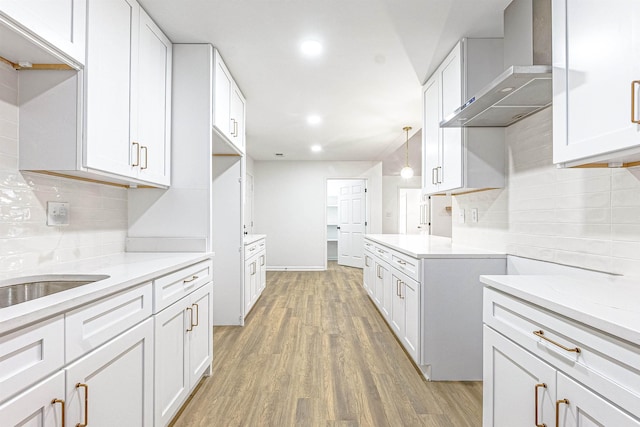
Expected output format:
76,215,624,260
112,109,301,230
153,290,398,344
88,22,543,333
0,274,110,308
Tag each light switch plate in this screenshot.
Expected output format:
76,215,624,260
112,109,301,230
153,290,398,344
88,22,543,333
47,202,69,226
471,208,478,223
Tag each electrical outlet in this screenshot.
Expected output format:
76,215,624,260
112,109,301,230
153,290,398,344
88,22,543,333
47,202,69,226
471,208,478,223
458,209,465,224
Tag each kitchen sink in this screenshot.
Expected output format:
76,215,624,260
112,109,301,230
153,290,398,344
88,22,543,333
0,274,110,308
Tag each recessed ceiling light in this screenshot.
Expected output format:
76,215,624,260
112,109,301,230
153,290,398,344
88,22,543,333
300,39,323,57
307,115,322,125
500,87,514,93
311,145,322,152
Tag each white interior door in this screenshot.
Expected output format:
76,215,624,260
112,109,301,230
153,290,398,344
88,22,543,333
398,188,422,234
337,180,366,268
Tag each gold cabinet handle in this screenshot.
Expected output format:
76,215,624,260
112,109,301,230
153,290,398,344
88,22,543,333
52,398,65,427
233,118,239,137
535,383,547,427
192,303,199,327
75,383,88,427
432,167,437,185
260,255,265,266
437,166,442,184
533,330,581,353
399,281,404,299
396,259,407,266
140,145,148,170
556,399,569,427
632,80,640,123
396,279,401,297
183,275,199,284
131,142,140,167
186,307,194,332
365,256,370,267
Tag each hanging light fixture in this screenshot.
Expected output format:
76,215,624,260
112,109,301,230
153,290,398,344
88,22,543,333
400,126,414,179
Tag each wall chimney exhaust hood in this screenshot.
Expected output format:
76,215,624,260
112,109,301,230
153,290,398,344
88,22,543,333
440,0,551,128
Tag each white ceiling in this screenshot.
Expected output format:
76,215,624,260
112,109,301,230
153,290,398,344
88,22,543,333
139,0,511,163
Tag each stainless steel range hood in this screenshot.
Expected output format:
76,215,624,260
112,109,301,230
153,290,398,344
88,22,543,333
441,0,551,128
440,65,551,127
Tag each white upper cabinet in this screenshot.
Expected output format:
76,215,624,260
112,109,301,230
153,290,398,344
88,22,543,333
18,0,172,188
422,39,505,196
213,49,246,154
85,0,172,186
553,0,640,167
0,0,86,65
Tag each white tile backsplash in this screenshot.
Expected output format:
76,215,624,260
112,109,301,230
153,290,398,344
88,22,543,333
453,106,640,276
0,62,127,279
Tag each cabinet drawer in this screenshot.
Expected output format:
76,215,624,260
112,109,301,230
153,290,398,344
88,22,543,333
66,283,152,362
364,240,375,254
244,241,262,258
373,245,391,261
484,287,640,418
154,260,212,312
0,315,64,403
390,251,418,281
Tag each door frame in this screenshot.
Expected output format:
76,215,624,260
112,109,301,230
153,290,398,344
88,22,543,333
325,178,368,270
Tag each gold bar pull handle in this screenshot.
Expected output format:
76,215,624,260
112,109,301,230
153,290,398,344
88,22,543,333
186,307,194,332
533,330,580,353
632,80,640,123
535,383,547,427
140,146,148,170
52,398,65,427
183,275,199,284
192,303,199,327
75,383,88,427
131,142,140,167
432,167,438,185
556,399,569,427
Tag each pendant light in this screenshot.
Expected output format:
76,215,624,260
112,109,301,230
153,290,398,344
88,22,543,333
400,126,414,179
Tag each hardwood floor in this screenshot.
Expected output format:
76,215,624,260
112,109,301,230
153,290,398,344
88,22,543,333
171,262,482,426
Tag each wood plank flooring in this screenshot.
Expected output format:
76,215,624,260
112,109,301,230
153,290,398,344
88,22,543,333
171,262,482,426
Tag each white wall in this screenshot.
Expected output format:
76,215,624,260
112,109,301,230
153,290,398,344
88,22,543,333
254,160,382,270
453,107,640,277
382,175,421,233
0,63,127,279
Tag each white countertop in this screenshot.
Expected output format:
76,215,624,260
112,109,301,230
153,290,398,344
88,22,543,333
0,252,213,335
244,234,266,245
365,234,506,259
480,274,640,346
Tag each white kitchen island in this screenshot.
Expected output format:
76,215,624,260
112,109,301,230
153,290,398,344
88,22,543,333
363,234,505,380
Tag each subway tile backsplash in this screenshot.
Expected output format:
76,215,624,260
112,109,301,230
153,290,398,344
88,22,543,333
0,62,126,279
453,106,640,277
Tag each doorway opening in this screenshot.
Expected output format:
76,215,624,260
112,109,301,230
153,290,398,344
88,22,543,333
326,179,367,269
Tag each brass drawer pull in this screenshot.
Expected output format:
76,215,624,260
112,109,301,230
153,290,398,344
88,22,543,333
131,142,140,167
556,399,569,427
183,275,199,284
52,398,65,427
192,303,199,327
535,383,547,427
396,259,407,266
75,383,88,427
141,145,148,170
533,330,580,353
632,80,640,123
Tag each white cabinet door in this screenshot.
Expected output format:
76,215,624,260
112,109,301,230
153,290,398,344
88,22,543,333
553,0,640,166
0,371,65,427
380,263,392,320
483,326,556,427
188,282,213,387
84,0,138,179
243,258,253,317
137,8,172,186
556,372,640,427
230,86,245,151
66,318,153,427
154,294,190,426
0,0,86,64
402,276,419,360
439,45,463,192
373,262,385,306
258,251,267,293
390,272,405,336
214,50,233,141
363,253,374,296
422,75,440,194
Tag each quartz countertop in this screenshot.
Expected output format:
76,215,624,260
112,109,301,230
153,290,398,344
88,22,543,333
0,252,213,335
365,234,505,259
244,234,266,245
480,274,640,346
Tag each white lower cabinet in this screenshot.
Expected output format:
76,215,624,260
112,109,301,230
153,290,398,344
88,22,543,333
154,281,213,427
363,252,374,297
0,371,65,427
243,237,266,319
483,286,640,426
66,318,154,427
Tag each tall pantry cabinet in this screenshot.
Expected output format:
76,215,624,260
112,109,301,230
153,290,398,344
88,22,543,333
128,44,246,325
